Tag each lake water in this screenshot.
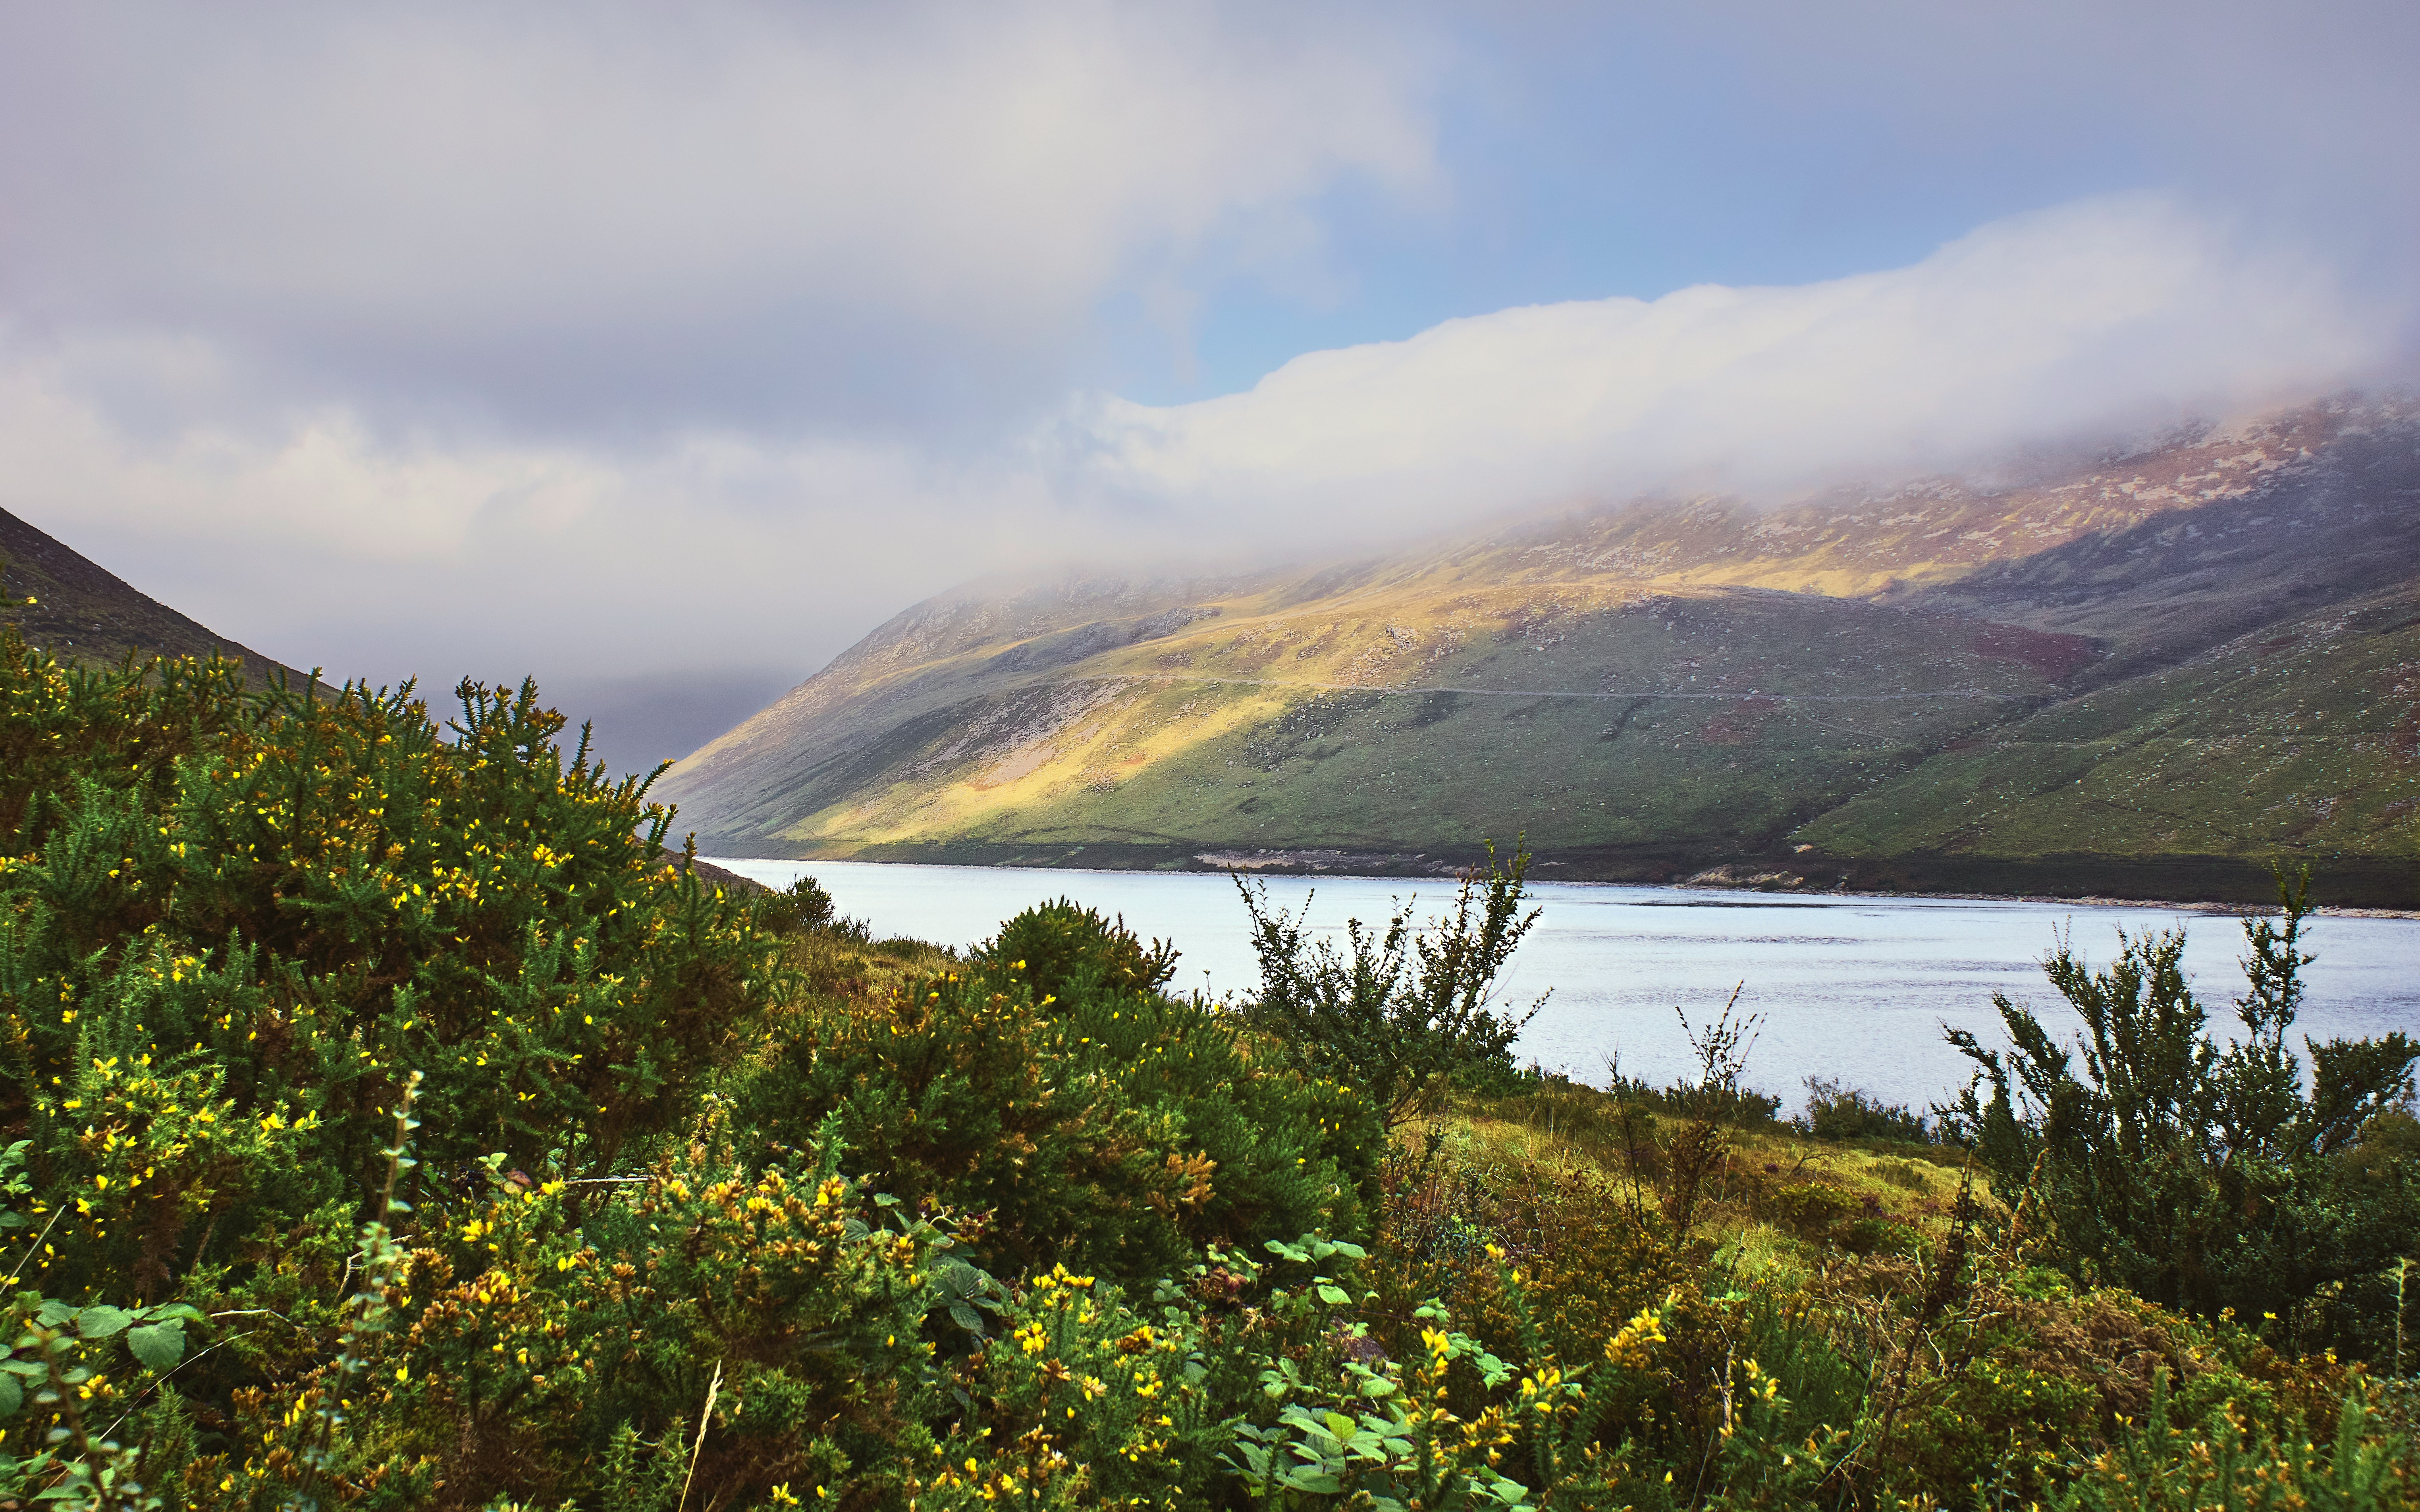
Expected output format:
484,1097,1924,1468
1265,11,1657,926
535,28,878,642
707,858,2420,1116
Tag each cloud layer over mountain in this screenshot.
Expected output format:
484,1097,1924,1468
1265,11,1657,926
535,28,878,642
1073,196,2393,538
0,1,2412,767
9,195,2393,684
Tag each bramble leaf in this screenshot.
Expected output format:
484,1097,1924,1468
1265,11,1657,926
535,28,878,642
126,1321,185,1372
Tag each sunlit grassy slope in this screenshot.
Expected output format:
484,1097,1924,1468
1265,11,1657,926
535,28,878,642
660,401,2420,903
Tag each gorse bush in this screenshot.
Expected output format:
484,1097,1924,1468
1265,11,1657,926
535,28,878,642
3,626,2413,1510
724,930,1377,1281
1942,869,2420,1353
3,658,772,1225
1609,994,1779,1237
0,636,794,1505
1236,846,1545,1131
2051,1371,2411,1511
971,898,1180,1005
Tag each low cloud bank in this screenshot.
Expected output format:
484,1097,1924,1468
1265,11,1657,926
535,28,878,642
0,196,2399,714
1068,195,2395,546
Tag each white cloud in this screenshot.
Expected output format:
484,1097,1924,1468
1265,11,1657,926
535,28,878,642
0,339,1048,678
1067,196,2395,543
0,2,2409,793
0,2,1437,428
7,194,2392,702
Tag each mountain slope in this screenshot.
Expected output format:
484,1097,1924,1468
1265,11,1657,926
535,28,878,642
1,507,295,682
659,399,2420,904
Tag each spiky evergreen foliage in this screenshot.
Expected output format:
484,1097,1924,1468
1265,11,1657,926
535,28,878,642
1236,844,1545,1131
1,647,777,1290
972,898,1180,1005
727,901,1377,1281
1942,869,2420,1343
0,626,2412,1510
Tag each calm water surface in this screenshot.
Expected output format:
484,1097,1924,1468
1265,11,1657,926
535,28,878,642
708,859,2420,1115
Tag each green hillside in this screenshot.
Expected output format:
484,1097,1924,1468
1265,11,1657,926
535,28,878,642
659,400,2420,903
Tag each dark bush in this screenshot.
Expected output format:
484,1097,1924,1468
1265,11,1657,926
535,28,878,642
1606,1061,1786,1128
1799,1075,1934,1143
758,872,838,934
1236,843,1544,1130
0,651,777,1297
1770,1181,1857,1238
1941,868,2420,1356
724,948,1376,1280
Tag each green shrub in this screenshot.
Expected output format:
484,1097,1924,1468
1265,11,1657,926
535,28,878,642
757,872,840,935
1608,993,1777,1235
1601,1071,1784,1129
725,943,1378,1282
2,652,779,1252
0,633,789,1506
928,1261,1228,1508
1236,844,1545,1131
1942,869,2420,1353
2054,1371,2414,1511
1799,1076,1932,1144
1370,1155,1686,1375
972,898,1178,1006
1770,1181,1856,1239
181,1115,953,1510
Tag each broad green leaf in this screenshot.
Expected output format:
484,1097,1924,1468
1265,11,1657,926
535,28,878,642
75,1306,133,1340
125,1322,184,1372
0,1372,17,1416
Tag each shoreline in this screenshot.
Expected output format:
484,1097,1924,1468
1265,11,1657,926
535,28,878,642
696,852,2420,921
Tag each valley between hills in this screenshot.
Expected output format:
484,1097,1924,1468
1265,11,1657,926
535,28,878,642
7,399,2412,907
659,398,2420,906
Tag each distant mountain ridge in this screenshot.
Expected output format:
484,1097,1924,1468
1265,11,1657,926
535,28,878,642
2,507,295,682
658,398,2420,905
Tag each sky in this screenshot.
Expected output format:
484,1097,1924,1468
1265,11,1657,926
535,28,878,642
2,2,2414,772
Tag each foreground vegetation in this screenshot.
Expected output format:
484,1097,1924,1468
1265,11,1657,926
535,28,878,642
4,633,2416,1509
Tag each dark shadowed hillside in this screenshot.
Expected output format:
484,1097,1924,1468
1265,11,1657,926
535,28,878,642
1,506,295,682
